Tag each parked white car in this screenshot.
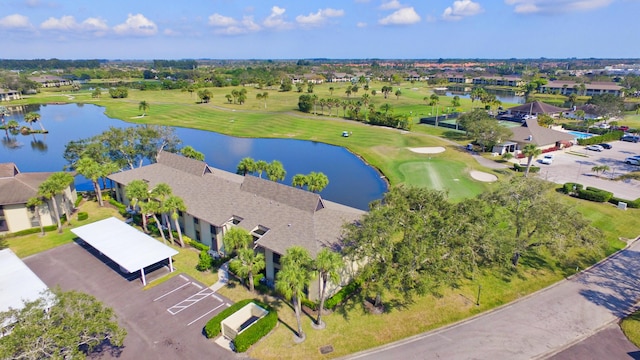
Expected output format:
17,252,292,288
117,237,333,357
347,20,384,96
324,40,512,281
625,156,640,165
540,154,554,165
586,145,604,152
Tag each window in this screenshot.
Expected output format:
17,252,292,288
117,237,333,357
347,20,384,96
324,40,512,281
273,252,281,265
210,224,216,233
193,218,199,225
230,215,243,225
0,207,7,232
195,230,201,241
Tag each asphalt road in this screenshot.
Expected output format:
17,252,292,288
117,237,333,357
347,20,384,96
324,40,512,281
344,239,640,360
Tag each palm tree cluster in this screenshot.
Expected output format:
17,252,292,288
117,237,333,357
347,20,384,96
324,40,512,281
291,172,329,193
276,246,343,340
229,88,248,104
235,157,286,181
223,227,265,293
470,88,502,110
125,180,187,247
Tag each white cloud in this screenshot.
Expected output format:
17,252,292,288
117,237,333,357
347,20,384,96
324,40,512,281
380,0,402,10
296,8,345,26
213,16,261,35
0,14,32,29
208,13,237,27
504,0,613,14
113,13,157,36
357,21,368,27
263,6,292,29
40,15,108,33
379,7,421,25
442,0,483,20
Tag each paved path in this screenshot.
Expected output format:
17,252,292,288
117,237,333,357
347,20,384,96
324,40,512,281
345,239,640,360
548,323,640,360
210,261,229,292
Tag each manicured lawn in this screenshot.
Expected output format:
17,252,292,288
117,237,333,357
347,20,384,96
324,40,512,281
621,310,640,348
15,84,499,201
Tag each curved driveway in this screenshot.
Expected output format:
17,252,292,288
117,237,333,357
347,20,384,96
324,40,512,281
345,239,640,360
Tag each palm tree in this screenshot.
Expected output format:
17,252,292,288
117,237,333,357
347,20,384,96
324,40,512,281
24,112,43,132
306,172,329,193
145,199,167,243
236,157,256,176
223,226,252,255
292,174,308,188
256,92,269,109
380,103,392,114
361,94,370,118
276,246,312,341
568,93,578,108
255,160,268,178
165,195,187,247
26,196,45,236
394,89,402,100
266,160,286,182
522,144,541,177
38,172,74,233
125,179,152,233
75,157,105,206
328,87,334,96
234,248,265,292
151,183,173,244
429,94,440,126
314,248,342,327
451,95,461,108
138,101,150,116
0,106,8,126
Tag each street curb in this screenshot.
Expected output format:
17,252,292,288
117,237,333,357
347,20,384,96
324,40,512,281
341,235,640,360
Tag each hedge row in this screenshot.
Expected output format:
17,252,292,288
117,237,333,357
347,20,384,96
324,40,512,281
1,224,57,238
204,299,277,353
513,163,541,173
577,187,613,202
562,123,610,135
234,303,278,353
577,130,624,146
77,212,88,221
301,281,361,311
185,237,209,251
609,196,640,208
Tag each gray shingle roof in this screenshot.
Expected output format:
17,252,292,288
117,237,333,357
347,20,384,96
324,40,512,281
509,119,575,146
108,152,364,257
0,163,54,205
508,101,566,115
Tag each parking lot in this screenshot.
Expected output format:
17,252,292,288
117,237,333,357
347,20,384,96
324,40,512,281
23,242,236,360
531,140,640,200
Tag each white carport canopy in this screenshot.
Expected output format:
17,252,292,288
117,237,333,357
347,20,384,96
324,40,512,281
0,249,50,314
71,217,179,285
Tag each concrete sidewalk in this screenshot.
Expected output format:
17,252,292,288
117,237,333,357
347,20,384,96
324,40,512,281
210,261,229,292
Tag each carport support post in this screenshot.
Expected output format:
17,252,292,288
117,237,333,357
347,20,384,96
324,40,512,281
141,268,147,286
169,256,174,272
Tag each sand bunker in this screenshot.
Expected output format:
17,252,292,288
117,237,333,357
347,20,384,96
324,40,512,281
408,147,446,154
470,171,498,182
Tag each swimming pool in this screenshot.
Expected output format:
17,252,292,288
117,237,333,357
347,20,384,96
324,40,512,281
567,131,594,139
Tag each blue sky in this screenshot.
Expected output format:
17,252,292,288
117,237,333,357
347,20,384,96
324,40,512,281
0,0,638,60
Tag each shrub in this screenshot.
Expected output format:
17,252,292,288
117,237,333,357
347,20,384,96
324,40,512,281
185,237,209,251
562,182,583,194
577,187,613,202
196,250,213,272
107,198,127,215
513,163,540,173
205,299,252,338
77,212,88,221
324,281,361,310
301,297,318,311
74,195,83,207
233,303,278,353
608,196,640,208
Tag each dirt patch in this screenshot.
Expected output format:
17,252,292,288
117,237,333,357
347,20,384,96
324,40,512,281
470,170,498,182
408,147,446,154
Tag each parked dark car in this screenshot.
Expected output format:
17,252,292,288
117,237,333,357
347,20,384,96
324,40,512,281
621,135,640,143
597,143,612,149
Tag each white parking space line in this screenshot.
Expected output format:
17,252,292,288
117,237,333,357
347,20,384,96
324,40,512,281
211,294,222,302
167,288,215,315
187,304,224,326
191,282,203,289
179,274,189,281
153,281,191,302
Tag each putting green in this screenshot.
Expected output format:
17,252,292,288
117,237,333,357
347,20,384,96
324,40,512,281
397,159,489,200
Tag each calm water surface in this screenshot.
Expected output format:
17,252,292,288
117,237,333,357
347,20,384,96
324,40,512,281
0,104,386,210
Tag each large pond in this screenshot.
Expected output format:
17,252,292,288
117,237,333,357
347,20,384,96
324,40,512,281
434,87,526,105
0,104,386,210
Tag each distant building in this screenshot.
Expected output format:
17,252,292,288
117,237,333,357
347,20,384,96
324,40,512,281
472,75,524,87
540,81,624,97
27,75,72,88
0,89,21,102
